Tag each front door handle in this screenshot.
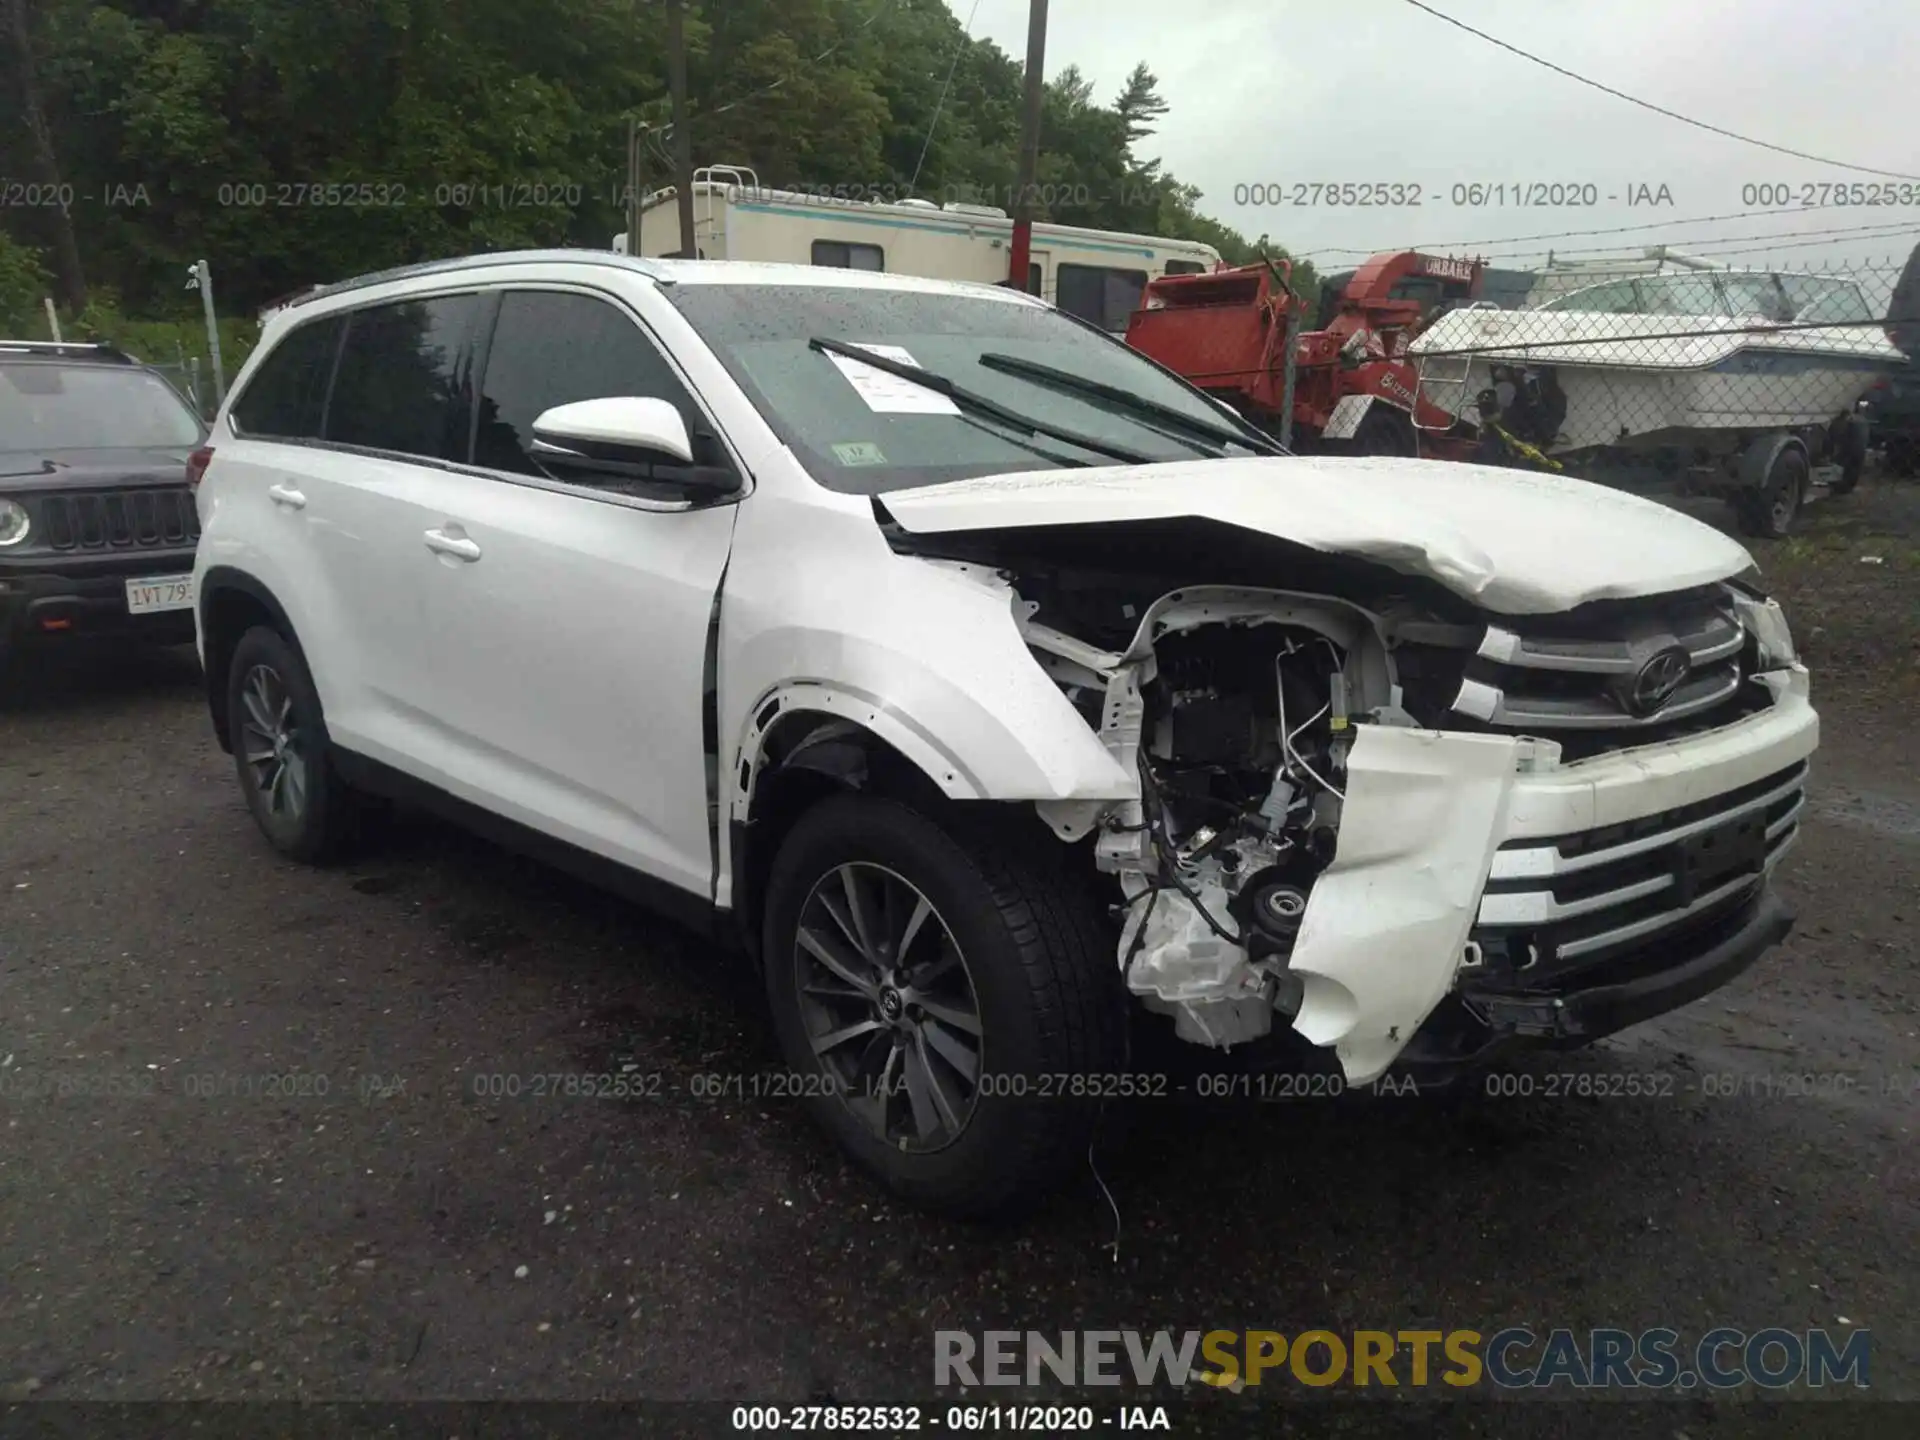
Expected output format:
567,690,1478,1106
424,527,481,562
267,483,307,510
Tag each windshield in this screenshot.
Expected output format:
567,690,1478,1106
0,363,204,453
663,283,1272,494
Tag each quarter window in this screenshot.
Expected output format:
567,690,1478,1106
230,315,343,440
326,295,486,460
1056,264,1150,331
812,240,885,271
472,289,707,479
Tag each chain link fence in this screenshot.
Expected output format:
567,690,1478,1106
1403,252,1920,533
144,357,210,419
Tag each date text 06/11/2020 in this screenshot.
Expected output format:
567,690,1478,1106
729,1404,1174,1432
1228,181,1676,207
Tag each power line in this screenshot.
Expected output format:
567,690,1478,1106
1676,228,1920,261
1398,0,1920,182
677,0,904,132
910,0,982,194
1303,205,1920,259
1467,219,1920,263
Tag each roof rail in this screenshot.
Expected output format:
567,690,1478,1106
286,250,671,310
0,339,139,363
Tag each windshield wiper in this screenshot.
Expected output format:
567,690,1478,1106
808,337,1156,467
978,351,1286,457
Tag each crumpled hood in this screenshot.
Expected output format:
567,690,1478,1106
880,455,1756,615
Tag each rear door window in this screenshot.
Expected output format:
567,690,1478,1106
230,316,343,440
326,294,487,461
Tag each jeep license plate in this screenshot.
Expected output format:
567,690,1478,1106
125,575,196,615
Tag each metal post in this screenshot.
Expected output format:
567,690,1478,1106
193,259,226,405
42,296,61,342
665,0,697,259
1275,295,1299,452
625,118,641,256
1009,0,1049,289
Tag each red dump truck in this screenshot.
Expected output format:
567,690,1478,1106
1125,250,1490,457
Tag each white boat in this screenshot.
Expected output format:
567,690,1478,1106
1410,268,1906,454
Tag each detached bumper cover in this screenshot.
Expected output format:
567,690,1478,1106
1284,668,1817,1083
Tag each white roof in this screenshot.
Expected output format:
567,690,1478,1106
642,257,1046,302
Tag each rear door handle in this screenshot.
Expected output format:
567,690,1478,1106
267,483,307,510
424,527,481,562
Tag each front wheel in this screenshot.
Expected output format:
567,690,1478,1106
762,795,1127,1219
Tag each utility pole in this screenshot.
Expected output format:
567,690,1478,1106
1008,0,1048,291
665,0,697,259
625,117,641,255
188,259,225,406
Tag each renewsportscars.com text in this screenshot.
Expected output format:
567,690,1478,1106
934,1327,1869,1391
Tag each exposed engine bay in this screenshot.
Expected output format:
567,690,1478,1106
1015,581,1412,1049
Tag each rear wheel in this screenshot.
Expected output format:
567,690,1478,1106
226,625,361,863
1886,433,1919,478
762,794,1127,1219
1737,445,1807,539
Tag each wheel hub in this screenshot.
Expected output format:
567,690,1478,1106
792,862,984,1153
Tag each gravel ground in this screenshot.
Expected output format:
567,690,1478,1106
0,473,1914,1434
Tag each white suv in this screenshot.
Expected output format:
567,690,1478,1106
192,251,1818,1216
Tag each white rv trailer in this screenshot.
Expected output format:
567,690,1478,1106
612,165,1223,333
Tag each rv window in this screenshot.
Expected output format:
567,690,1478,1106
1029,263,1043,296
1165,260,1207,276
1056,264,1151,330
812,240,885,271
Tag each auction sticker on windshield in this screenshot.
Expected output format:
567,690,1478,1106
825,344,962,416
125,574,195,614
832,441,889,466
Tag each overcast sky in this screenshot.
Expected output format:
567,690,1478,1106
961,0,1920,281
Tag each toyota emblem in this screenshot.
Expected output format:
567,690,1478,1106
1628,647,1692,716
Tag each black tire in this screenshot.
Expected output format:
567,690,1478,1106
1887,434,1919,479
1737,444,1807,539
226,624,360,863
761,794,1127,1219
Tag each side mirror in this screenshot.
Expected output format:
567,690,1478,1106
527,396,736,497
531,396,693,464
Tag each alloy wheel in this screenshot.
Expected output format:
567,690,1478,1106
793,862,983,1152
238,663,309,823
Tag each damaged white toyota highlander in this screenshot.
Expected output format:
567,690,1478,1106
193,254,1816,1217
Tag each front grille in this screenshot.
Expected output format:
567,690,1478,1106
40,488,199,551
1470,759,1806,978
1444,587,1760,756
